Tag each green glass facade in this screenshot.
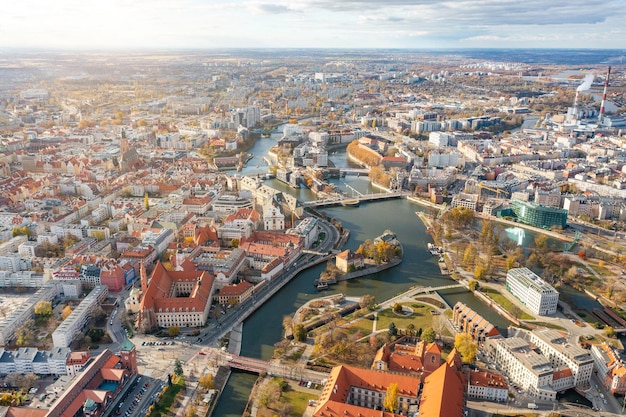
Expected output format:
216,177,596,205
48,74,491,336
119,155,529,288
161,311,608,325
511,200,568,229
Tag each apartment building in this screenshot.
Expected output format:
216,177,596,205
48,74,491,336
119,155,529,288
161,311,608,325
484,336,557,401
52,285,109,348
0,347,70,376
526,329,594,387
591,342,626,395
452,302,501,343
506,267,559,316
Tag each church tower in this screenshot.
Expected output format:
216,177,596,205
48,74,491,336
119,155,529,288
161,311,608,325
119,338,138,374
140,262,148,293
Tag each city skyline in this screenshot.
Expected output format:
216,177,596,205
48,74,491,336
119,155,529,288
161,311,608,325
2,0,626,50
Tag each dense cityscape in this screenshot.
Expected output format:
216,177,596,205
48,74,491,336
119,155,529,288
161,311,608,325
1,48,626,417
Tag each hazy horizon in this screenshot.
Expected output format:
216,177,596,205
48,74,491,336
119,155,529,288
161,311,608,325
3,0,626,50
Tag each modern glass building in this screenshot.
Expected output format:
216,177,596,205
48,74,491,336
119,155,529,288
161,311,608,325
511,200,567,229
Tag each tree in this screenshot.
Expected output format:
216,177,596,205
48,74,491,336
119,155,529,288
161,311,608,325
168,326,180,337
605,326,615,338
384,382,398,412
230,238,240,248
173,358,183,376
293,324,307,342
198,373,215,390
510,305,523,320
473,264,487,280
422,327,436,343
186,405,198,417
468,280,479,292
393,303,403,313
388,322,398,338
144,192,150,211
61,305,73,320
90,306,106,323
34,300,52,317
282,316,294,335
454,333,478,364
359,294,376,310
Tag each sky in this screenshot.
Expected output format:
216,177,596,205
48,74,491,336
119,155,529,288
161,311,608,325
2,0,626,50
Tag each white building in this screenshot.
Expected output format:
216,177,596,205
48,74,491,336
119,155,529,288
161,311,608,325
0,347,70,376
286,217,319,249
484,336,557,401
263,204,285,231
506,267,559,316
526,329,594,386
52,285,108,348
467,370,509,402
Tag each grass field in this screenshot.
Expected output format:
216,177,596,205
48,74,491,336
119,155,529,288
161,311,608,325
482,287,534,320
148,375,185,417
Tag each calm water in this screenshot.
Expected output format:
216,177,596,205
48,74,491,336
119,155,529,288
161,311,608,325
211,134,595,417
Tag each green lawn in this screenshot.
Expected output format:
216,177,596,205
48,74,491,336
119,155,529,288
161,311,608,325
482,287,534,320
282,388,317,416
375,303,450,336
531,321,566,331
148,376,185,417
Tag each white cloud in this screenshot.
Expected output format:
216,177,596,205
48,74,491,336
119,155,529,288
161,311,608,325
1,0,625,48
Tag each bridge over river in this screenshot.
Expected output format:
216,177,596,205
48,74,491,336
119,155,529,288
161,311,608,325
303,191,408,208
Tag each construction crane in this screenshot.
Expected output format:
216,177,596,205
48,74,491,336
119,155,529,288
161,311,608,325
477,182,509,200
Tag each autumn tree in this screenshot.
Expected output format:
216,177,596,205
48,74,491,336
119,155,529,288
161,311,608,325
384,382,398,412
168,326,180,337
293,324,307,342
34,300,53,317
359,294,376,310
61,305,73,320
198,373,215,390
282,316,294,335
454,333,478,364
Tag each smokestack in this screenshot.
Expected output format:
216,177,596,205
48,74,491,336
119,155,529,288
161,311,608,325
598,66,611,124
572,74,595,124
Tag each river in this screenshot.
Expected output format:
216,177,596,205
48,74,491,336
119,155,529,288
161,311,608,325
211,131,591,416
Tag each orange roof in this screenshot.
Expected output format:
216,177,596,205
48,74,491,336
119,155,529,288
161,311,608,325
139,260,214,313
468,370,508,389
553,368,573,380
418,364,464,417
5,408,48,417
219,281,253,296
316,365,420,411
101,368,126,382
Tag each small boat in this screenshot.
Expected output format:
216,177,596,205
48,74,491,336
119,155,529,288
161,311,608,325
316,282,329,291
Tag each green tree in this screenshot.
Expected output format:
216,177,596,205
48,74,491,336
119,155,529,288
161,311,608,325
230,238,240,248
468,280,479,292
605,326,615,338
393,303,403,313
34,300,52,317
11,226,31,237
454,333,478,364
422,327,436,343
173,358,183,376
383,382,398,412
388,322,398,338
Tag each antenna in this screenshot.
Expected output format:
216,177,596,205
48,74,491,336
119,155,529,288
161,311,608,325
598,66,611,124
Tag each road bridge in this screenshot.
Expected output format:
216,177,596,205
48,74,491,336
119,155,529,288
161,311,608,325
303,191,407,208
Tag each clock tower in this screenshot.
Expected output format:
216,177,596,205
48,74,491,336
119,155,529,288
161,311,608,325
120,338,138,374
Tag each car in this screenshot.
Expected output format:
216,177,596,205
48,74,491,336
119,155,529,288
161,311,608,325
198,351,206,355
